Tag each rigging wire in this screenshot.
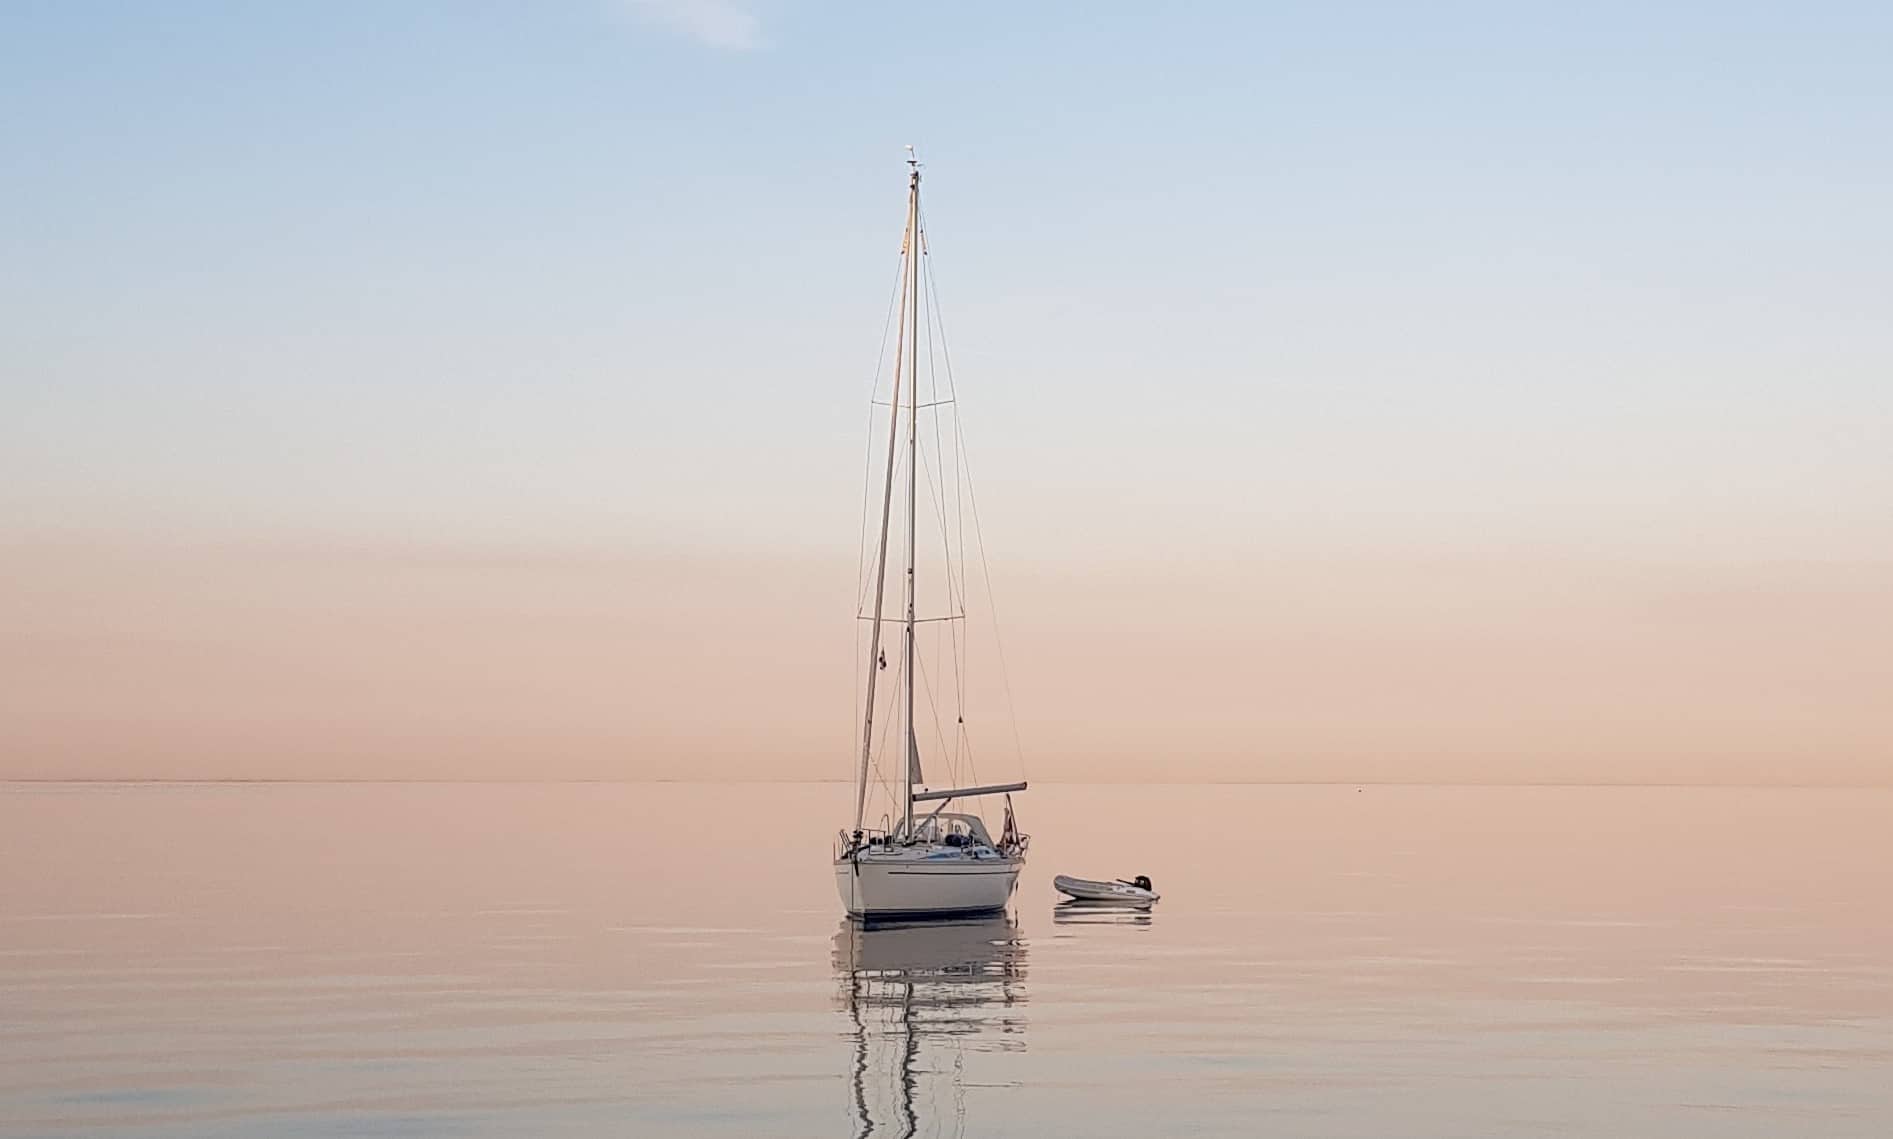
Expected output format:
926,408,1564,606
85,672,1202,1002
918,211,1029,776
910,441,981,791
853,255,910,617
851,249,912,774
912,648,957,787
908,208,953,786
863,636,907,826
863,428,918,824
919,232,974,785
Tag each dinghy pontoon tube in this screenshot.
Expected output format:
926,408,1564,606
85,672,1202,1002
1053,874,1160,904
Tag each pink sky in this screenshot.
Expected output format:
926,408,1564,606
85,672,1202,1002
5,532,1886,784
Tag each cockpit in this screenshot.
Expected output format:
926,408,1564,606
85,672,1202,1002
905,813,995,848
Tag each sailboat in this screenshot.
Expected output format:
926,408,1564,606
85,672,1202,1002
834,152,1029,921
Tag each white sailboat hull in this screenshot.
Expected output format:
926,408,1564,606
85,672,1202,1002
834,855,1022,920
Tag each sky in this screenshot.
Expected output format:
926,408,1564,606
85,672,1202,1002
2,1,1889,784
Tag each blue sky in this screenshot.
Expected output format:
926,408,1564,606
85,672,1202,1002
3,2,1889,781
7,0,1889,559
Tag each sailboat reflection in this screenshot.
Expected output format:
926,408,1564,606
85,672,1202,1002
833,916,1028,1138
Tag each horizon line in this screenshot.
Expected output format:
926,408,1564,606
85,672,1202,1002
3,778,1888,789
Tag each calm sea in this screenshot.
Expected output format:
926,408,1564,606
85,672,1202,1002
3,782,1889,1137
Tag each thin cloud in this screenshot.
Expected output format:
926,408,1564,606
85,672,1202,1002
619,0,764,51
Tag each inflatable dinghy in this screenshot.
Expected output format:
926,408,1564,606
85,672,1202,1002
1054,874,1159,905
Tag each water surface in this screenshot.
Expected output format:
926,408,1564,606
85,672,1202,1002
3,783,1889,1136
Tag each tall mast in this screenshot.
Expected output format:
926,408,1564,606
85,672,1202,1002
901,152,921,839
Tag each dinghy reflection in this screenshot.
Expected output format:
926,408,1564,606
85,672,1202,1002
833,916,1028,1138
1052,900,1154,927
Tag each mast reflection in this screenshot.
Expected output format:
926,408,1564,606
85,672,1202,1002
833,916,1028,1138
